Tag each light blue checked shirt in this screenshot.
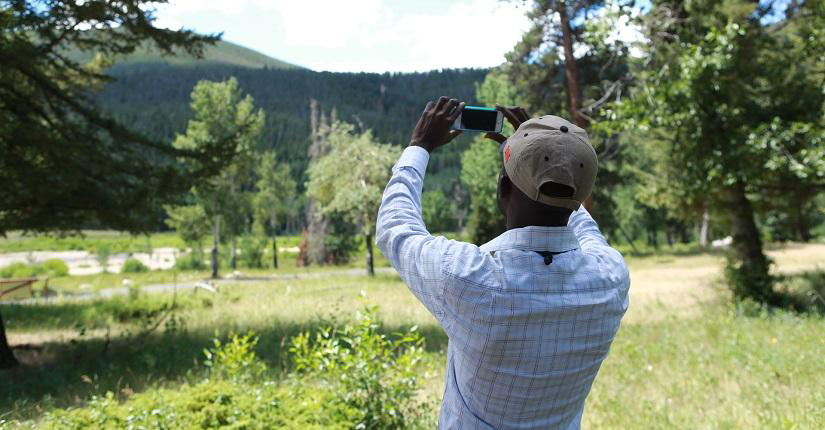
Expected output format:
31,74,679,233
376,146,630,429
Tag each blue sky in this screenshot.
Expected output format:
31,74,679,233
155,0,534,72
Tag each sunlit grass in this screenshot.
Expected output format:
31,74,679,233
2,244,824,428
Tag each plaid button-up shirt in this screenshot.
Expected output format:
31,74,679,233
376,146,630,429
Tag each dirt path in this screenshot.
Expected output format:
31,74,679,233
2,267,396,305
622,243,825,322
5,243,824,319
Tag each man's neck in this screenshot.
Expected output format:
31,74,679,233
506,217,570,230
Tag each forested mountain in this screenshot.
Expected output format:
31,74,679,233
65,39,301,69
96,62,487,191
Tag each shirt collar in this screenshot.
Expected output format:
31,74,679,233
480,226,579,253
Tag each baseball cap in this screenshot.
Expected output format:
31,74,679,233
502,115,598,210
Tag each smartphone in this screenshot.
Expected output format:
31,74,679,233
453,106,503,133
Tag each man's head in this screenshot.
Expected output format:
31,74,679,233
496,115,598,228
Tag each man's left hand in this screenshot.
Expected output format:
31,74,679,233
410,96,464,153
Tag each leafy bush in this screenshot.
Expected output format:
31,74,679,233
41,259,69,277
0,262,40,278
95,244,111,273
175,254,206,271
121,258,149,273
239,235,266,268
0,259,68,279
724,254,777,304
33,381,356,430
203,332,266,383
290,306,431,429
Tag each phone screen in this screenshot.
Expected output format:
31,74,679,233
460,106,499,131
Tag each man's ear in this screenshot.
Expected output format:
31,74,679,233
497,172,511,216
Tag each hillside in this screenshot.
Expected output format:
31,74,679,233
65,39,300,69
96,63,488,193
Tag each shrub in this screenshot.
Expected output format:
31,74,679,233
41,259,69,277
0,262,35,278
0,260,67,278
34,381,356,430
121,258,149,273
239,235,266,268
176,254,206,271
95,244,111,273
290,306,430,429
203,332,267,383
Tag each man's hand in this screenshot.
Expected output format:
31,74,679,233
410,96,465,153
484,104,531,144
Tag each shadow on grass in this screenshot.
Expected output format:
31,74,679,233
0,302,448,422
769,269,825,314
0,296,210,331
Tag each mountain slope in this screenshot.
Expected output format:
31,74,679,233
97,63,488,193
65,39,300,69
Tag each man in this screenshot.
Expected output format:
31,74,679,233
376,96,630,429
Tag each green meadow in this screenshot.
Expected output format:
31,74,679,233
2,241,823,429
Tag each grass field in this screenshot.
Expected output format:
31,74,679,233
1,242,824,428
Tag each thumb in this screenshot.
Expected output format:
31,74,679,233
447,129,463,142
485,132,506,144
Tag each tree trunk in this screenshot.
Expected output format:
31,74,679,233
230,236,237,270
0,310,19,369
725,182,774,302
365,232,375,277
557,4,588,128
699,208,710,247
794,204,812,242
211,215,220,279
272,235,279,269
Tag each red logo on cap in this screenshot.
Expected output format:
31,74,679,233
504,145,511,162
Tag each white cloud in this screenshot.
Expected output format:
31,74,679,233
155,0,531,73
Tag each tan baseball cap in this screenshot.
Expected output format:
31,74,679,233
502,115,598,210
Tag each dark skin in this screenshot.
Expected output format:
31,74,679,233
410,98,574,230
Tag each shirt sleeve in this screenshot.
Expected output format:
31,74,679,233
567,206,609,250
375,146,456,324
568,205,630,284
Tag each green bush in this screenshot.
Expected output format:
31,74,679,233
175,254,206,271
41,259,69,277
290,306,431,429
203,331,266,383
121,258,149,273
0,262,36,278
0,260,68,279
239,236,266,268
33,381,356,430
7,309,433,429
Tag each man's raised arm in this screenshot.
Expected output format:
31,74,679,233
375,97,464,321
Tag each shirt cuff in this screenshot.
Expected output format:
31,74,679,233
394,145,430,176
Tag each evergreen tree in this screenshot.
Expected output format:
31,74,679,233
0,0,220,369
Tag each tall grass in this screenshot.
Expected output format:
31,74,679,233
2,249,824,428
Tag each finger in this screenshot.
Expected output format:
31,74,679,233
448,102,465,122
485,132,507,144
447,129,463,142
415,101,435,128
500,107,521,129
434,96,449,113
423,101,435,114
515,107,531,123
439,98,458,117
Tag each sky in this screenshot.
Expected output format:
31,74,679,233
154,0,533,73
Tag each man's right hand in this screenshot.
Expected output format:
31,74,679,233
485,104,531,144
410,96,464,153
